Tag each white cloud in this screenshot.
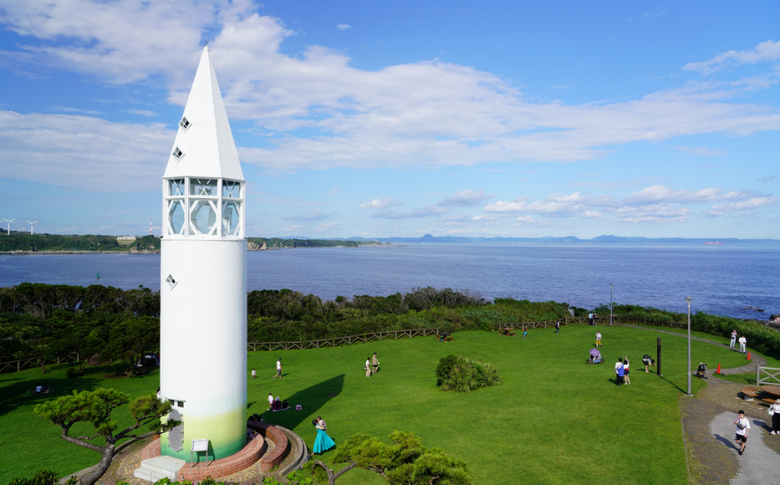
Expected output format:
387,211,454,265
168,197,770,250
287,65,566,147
281,209,331,221
675,146,728,156
613,204,691,223
371,205,448,220
548,84,575,90
622,185,755,205
436,189,494,207
315,222,339,232
281,225,302,232
0,3,777,176
0,110,171,191
336,24,352,30
706,197,778,216
684,40,780,75
359,197,403,210
513,215,548,226
483,184,773,225
126,109,160,117
757,175,777,183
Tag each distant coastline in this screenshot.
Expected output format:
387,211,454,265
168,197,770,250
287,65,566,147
1,232,777,255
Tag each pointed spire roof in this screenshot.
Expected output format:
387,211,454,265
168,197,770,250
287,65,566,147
163,46,244,181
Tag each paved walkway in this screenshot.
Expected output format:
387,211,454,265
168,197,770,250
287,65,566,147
709,412,779,485
619,324,780,484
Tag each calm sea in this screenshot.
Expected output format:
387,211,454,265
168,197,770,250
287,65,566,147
1,243,778,319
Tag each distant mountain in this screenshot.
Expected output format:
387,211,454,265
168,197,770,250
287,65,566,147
333,234,778,244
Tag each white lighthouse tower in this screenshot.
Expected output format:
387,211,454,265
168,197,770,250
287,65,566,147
160,45,247,461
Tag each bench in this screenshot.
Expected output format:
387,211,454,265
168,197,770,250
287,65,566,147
500,328,516,337
248,420,290,472
740,387,759,401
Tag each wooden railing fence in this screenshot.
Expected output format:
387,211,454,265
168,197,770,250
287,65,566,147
496,316,586,331
0,353,80,374
248,328,440,352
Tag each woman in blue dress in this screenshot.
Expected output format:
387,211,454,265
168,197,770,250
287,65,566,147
313,416,336,454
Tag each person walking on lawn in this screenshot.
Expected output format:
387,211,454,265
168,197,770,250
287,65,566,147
734,410,750,455
372,353,379,374
738,335,747,354
273,358,282,379
555,321,560,334
596,331,602,348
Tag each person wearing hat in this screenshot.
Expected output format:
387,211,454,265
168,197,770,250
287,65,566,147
729,330,737,348
769,399,780,435
734,410,750,455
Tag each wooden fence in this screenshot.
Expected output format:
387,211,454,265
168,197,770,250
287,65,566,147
611,317,686,328
247,328,440,352
496,316,586,331
0,353,80,374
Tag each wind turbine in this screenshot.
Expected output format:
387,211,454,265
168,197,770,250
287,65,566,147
27,221,38,235
2,219,13,235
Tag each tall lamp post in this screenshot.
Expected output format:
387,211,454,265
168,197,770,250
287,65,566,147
685,296,692,396
610,283,613,326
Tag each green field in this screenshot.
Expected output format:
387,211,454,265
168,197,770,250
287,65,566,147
1,324,773,484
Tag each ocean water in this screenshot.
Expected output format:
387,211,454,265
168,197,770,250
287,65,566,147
1,243,778,319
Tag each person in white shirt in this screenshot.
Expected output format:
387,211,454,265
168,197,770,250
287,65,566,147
251,368,256,380
770,399,780,435
267,393,274,410
729,330,737,348
596,331,602,348
365,357,371,377
734,410,750,455
738,336,747,354
273,358,282,379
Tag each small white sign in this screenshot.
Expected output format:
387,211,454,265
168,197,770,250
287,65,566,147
191,439,209,452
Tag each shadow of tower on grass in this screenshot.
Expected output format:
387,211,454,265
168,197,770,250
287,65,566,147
259,373,345,432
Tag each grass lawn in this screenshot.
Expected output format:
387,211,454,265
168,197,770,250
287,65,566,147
0,324,765,484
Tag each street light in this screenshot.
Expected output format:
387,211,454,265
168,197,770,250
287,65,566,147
685,296,693,396
610,283,613,326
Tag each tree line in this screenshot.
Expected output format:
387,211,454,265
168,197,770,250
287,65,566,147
0,234,161,252
0,284,575,374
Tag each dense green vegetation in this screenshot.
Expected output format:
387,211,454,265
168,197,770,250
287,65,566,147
0,234,161,252
434,354,501,392
0,234,382,253
5,326,769,484
1,284,572,369
247,238,383,249
596,303,780,360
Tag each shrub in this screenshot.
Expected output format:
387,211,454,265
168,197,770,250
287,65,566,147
9,470,77,485
435,354,501,392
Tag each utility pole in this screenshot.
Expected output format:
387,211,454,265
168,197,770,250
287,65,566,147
685,297,693,396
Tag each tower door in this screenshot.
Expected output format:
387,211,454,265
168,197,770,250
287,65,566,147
168,409,184,452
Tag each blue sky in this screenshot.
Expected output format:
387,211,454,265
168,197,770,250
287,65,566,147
0,0,778,239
